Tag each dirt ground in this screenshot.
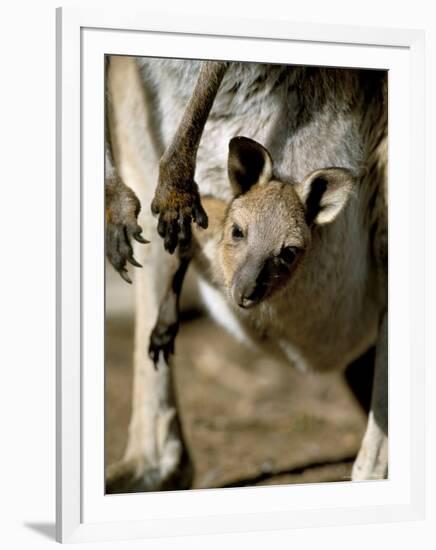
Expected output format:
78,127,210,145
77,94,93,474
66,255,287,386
105,265,368,489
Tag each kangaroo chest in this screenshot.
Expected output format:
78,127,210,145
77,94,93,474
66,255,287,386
141,60,368,200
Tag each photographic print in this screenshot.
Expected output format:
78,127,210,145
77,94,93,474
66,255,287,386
104,56,388,494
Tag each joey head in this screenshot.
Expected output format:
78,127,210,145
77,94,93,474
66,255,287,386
219,136,356,309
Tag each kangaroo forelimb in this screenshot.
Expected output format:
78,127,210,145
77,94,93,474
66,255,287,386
105,57,148,283
151,61,229,254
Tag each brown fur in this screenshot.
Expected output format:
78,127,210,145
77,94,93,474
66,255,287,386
150,62,229,253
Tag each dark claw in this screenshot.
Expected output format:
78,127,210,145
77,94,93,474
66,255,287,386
128,224,149,244
193,202,208,229
149,347,159,366
157,217,167,239
127,254,142,268
164,242,177,255
163,340,174,364
151,199,160,216
133,232,149,244
119,269,132,284
164,221,178,254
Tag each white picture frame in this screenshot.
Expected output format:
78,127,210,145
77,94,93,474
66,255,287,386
56,6,426,544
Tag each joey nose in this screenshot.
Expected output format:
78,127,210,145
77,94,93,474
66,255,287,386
240,297,256,309
232,281,261,309
232,255,267,309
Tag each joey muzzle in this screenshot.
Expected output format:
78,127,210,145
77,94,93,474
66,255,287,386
231,255,269,309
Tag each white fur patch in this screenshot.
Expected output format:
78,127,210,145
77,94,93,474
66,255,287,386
278,339,310,373
197,277,253,348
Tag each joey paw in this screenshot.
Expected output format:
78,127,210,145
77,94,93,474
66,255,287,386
148,322,179,366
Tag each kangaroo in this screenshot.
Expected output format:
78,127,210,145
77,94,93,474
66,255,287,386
105,58,387,493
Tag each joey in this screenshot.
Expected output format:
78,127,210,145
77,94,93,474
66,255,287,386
149,136,356,365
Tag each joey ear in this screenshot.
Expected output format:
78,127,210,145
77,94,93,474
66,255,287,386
228,136,273,196
295,168,355,225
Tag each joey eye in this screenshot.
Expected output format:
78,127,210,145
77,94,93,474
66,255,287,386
232,224,244,241
278,246,299,264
